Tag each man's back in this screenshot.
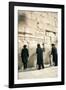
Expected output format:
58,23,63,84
21,48,29,58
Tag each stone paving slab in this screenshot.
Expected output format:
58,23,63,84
18,66,58,79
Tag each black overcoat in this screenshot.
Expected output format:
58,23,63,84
36,47,44,65
51,47,58,66
21,48,29,64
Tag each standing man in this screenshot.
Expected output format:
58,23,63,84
51,44,58,66
21,45,29,70
36,44,44,70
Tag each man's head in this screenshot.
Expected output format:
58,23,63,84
23,45,27,48
37,44,40,48
51,44,55,48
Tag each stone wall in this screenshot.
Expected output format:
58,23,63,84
18,11,58,69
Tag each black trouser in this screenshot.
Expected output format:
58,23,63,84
38,63,44,69
23,63,27,69
22,58,28,70
53,54,58,66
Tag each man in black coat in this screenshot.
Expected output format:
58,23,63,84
51,44,58,66
36,44,44,70
21,45,29,70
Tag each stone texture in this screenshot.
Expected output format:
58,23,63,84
18,11,58,69
18,66,58,79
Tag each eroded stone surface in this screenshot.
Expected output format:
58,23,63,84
18,11,58,69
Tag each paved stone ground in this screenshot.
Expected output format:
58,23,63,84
18,66,58,79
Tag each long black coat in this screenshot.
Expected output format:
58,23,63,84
36,47,44,65
51,47,58,66
21,48,29,64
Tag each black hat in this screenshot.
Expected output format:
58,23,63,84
51,44,55,46
37,44,40,47
23,45,27,48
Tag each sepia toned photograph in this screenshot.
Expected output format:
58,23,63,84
9,2,64,88
18,10,58,79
